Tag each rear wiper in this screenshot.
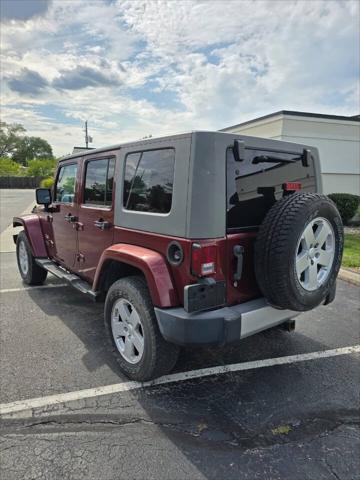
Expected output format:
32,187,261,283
252,149,311,167
252,155,295,165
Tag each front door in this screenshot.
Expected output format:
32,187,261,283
50,161,79,268
75,156,116,282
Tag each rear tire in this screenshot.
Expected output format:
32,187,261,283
104,276,180,381
254,193,343,311
16,231,48,285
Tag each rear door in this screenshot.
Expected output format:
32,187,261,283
75,156,116,282
226,143,316,305
50,160,80,268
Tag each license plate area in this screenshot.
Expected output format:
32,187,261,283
184,281,226,313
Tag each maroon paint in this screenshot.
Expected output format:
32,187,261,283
74,156,116,280
13,215,48,257
109,227,259,306
225,232,261,305
93,243,179,307
46,158,81,268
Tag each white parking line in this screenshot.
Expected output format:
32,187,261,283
0,284,68,294
1,345,359,417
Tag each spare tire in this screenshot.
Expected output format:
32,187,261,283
254,193,343,311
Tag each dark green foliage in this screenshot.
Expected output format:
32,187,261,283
12,136,54,165
328,193,360,225
0,122,26,156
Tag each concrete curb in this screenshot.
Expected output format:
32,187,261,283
338,268,360,286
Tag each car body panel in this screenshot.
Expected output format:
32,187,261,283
93,243,179,307
13,214,48,257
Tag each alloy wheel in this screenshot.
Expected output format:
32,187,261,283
111,298,145,364
295,217,335,291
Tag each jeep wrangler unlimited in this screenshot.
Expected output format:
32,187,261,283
14,132,343,381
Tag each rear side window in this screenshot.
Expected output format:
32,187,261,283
123,149,175,214
84,158,115,206
55,163,78,203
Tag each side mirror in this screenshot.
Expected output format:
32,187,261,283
36,188,52,205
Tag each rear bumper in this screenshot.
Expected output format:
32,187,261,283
154,298,298,346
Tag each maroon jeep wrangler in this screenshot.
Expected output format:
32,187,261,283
14,132,343,381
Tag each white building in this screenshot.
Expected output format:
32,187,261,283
221,111,360,195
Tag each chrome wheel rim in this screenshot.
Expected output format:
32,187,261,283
295,217,335,291
18,240,29,275
111,298,144,364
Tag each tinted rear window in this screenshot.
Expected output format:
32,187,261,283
123,148,175,214
84,158,115,206
226,147,315,230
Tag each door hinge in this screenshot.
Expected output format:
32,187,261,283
74,222,84,231
76,253,85,263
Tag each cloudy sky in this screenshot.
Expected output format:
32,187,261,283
1,0,359,156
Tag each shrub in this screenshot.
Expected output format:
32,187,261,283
26,158,56,177
40,177,54,188
0,157,21,176
328,193,360,225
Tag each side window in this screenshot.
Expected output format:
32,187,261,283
84,158,115,206
123,149,175,214
55,163,78,203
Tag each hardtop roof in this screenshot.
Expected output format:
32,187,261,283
58,130,204,162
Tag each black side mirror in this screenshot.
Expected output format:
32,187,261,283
36,188,52,205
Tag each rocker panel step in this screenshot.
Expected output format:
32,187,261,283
35,259,98,300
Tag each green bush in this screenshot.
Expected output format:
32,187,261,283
40,177,54,188
328,193,360,225
26,158,56,177
0,157,21,176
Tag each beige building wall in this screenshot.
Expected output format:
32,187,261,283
223,114,360,195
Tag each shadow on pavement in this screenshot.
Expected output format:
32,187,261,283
22,284,360,479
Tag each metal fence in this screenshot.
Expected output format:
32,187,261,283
0,176,43,189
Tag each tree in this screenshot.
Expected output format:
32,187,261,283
0,122,26,157
26,159,56,177
0,157,21,176
12,136,53,165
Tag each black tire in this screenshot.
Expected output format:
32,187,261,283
16,231,48,285
104,276,180,381
254,193,343,311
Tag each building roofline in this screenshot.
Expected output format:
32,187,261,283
220,110,360,131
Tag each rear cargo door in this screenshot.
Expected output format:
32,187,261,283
226,143,316,305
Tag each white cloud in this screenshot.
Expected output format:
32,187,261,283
1,0,359,156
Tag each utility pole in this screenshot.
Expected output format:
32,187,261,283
85,120,88,149
84,120,93,149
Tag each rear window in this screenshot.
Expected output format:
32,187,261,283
226,147,315,230
123,148,175,214
84,158,115,206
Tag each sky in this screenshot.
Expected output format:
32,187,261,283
1,0,359,157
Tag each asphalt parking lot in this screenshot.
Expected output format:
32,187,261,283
0,189,359,480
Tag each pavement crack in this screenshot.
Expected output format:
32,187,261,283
0,414,180,435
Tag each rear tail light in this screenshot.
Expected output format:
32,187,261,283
191,243,217,277
283,182,301,192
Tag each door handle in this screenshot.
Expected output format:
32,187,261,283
94,219,111,230
64,213,77,223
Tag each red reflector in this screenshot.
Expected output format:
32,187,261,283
191,243,217,277
283,182,301,191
